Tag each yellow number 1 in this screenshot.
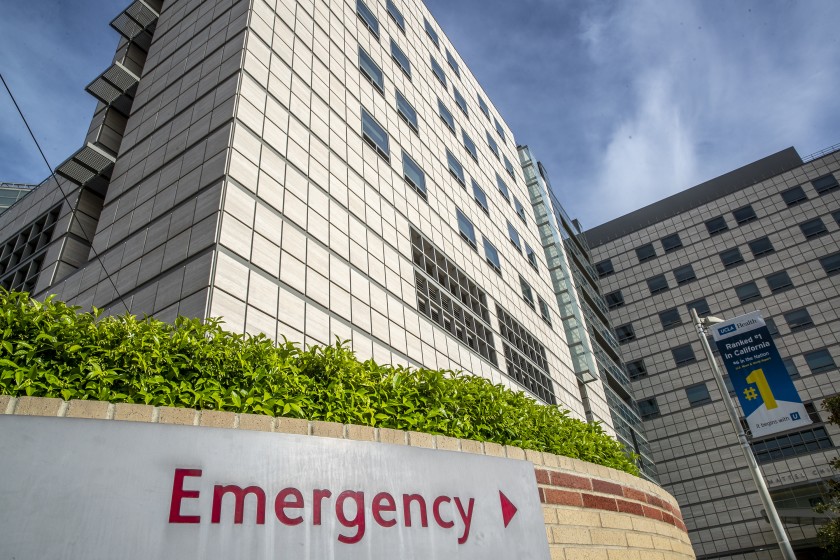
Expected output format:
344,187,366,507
746,368,777,410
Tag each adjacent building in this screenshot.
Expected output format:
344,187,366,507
587,147,840,559
0,183,36,214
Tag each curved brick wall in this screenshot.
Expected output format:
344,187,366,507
1,395,695,559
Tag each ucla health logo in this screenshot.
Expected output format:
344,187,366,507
791,412,801,421
718,324,736,336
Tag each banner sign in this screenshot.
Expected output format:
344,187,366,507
712,311,811,438
0,416,549,560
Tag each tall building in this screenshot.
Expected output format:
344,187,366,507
587,147,840,559
0,0,629,438
0,183,36,214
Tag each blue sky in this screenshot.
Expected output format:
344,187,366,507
2,1,839,227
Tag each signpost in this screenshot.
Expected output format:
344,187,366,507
0,416,550,560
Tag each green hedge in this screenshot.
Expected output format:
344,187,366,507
0,290,637,474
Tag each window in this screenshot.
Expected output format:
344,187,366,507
781,185,807,206
672,344,696,366
519,276,535,309
483,237,501,273
732,204,757,224
783,358,799,378
753,426,834,464
705,216,728,235
661,233,682,252
659,308,682,329
784,308,813,331
748,236,774,257
647,274,668,295
395,90,418,131
477,95,490,118
496,173,510,202
525,243,538,271
446,149,465,186
462,129,478,161
438,99,455,133
636,243,656,262
615,324,635,344
356,0,379,38
766,318,779,335
494,117,506,143
813,174,839,195
503,156,516,180
804,349,836,373
735,281,761,303
496,304,555,404
766,271,793,293
673,264,696,285
686,383,711,407
723,374,735,395
514,197,527,223
430,56,447,87
638,398,660,420
687,298,710,318
401,151,426,198
456,208,476,249
486,132,499,159
361,107,389,160
800,217,827,239
390,40,411,77
626,360,647,380
605,290,624,310
423,17,439,48
453,87,468,117
834,210,840,226
507,221,522,253
820,252,840,275
445,49,461,77
538,297,552,325
720,247,744,268
595,259,614,278
386,0,404,31
472,180,488,213
359,48,384,93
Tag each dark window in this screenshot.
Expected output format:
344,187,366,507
486,132,499,159
673,264,696,285
477,95,490,118
595,259,614,278
430,56,447,87
356,0,379,37
401,151,426,198
361,107,389,160
496,304,555,404
783,358,799,378
686,383,712,407
659,308,682,329
504,155,516,180
784,308,813,330
687,298,710,317
661,233,682,252
749,236,774,257
720,247,744,268
636,243,656,263
507,221,522,253
453,87,468,117
519,276,535,309
456,208,476,249
446,149,465,186
359,48,384,93
616,324,636,344
820,252,840,275
735,281,761,303
514,197,527,223
781,186,807,206
800,218,827,239
626,360,647,380
423,18,439,48
438,99,455,133
496,173,510,202
395,90,418,132
390,40,411,77
525,243,538,271
766,318,779,335
732,205,757,224
605,290,624,310
706,216,728,235
766,271,793,293
494,117,506,143
462,129,478,161
445,49,461,78
483,237,501,273
647,274,668,295
812,174,839,195
753,426,834,464
638,398,660,420
538,297,552,326
833,210,840,226
386,0,404,31
672,344,696,366
804,349,836,373
472,180,488,213
723,374,735,395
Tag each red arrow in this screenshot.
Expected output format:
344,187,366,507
499,491,518,528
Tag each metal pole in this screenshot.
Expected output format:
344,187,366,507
690,309,796,560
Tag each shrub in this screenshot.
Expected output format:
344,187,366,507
0,290,638,474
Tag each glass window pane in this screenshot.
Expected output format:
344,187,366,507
636,243,656,262
686,298,710,317
486,132,499,158
446,149,465,186
659,308,681,329
494,118,506,143
784,308,813,330
525,243,538,270
472,180,488,213
596,259,614,277
453,87,468,117
674,264,696,284
626,359,646,380
672,344,695,365
766,271,793,293
686,383,711,406
812,174,839,194
395,90,418,131
781,185,807,206
445,49,461,77
386,0,404,31
462,129,477,161
800,218,827,239
401,151,426,198
504,155,516,180
456,208,476,248
661,233,682,252
706,216,728,235
732,205,757,224
605,290,624,310
358,48,384,92
496,173,510,202
538,297,552,325
749,237,774,257
519,276,534,308
647,274,668,294
438,99,455,132
356,0,379,37
735,281,761,303
616,324,635,343
361,107,389,159
804,349,835,373
507,221,522,253
638,398,659,420
390,40,411,77
514,197,527,223
720,247,744,267
477,95,490,118
430,56,447,86
483,237,501,273
820,252,840,275
423,17,439,48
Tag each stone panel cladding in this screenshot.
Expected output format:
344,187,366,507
1,395,695,560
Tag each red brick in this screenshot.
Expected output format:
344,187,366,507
676,519,687,532
550,472,592,491
582,493,617,511
544,488,583,507
535,469,551,485
662,512,676,526
616,499,645,516
647,494,666,509
592,479,623,496
539,487,545,502
643,505,663,521
623,487,647,502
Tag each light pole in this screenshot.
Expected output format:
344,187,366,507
690,308,797,560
